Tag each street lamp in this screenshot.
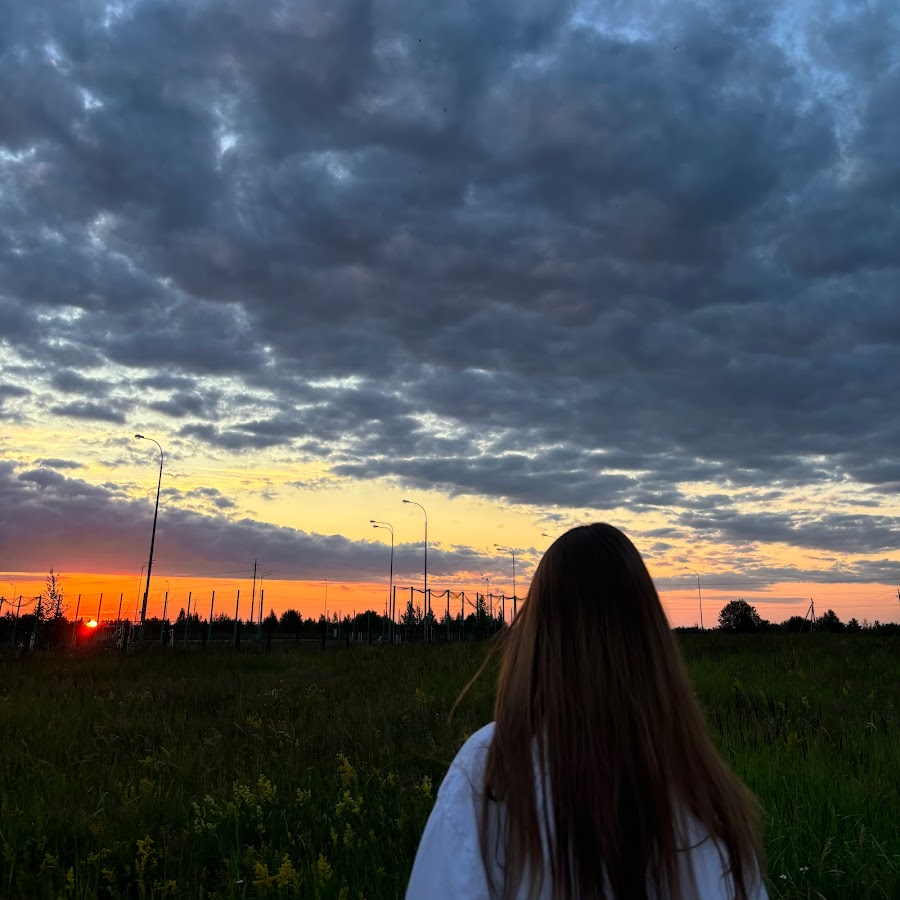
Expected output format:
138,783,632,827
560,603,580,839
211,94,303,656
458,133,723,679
480,573,491,620
495,545,517,620
685,568,704,630
135,434,164,640
402,499,428,638
370,520,394,639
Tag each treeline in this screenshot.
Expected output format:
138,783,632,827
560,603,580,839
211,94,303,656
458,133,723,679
713,598,900,635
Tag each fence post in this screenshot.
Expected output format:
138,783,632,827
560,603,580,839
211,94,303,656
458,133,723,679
184,591,192,648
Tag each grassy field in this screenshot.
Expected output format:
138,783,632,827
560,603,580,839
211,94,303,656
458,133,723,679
0,636,897,899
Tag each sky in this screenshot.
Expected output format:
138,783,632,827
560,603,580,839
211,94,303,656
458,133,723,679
2,0,900,626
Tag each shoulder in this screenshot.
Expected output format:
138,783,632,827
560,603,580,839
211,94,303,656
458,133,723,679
678,818,768,900
437,721,495,808
449,722,496,778
405,724,498,899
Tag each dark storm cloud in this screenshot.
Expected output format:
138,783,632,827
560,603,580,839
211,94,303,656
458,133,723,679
35,457,85,470
51,400,128,424
51,369,114,396
2,0,900,554
162,484,237,510
0,462,491,581
149,390,220,419
678,508,900,555
0,384,30,400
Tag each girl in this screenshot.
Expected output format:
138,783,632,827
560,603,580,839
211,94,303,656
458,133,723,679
408,524,766,899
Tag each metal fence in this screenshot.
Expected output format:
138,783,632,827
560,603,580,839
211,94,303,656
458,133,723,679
0,586,516,653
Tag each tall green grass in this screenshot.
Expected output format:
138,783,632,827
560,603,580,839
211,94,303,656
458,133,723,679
0,635,897,898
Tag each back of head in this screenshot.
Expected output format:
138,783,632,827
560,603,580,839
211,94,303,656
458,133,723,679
483,523,762,900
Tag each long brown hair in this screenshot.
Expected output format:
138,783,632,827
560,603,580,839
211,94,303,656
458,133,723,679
479,523,763,899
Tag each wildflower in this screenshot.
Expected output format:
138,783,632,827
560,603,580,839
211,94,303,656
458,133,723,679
252,861,274,890
135,835,155,881
417,775,433,800
799,866,809,873
337,753,355,788
256,774,277,802
335,789,363,818
276,855,300,889
316,853,332,882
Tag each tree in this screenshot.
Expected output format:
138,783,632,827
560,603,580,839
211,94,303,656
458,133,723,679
718,599,763,633
816,609,844,633
41,568,67,619
846,617,862,632
782,615,808,633
280,609,302,641
263,610,278,634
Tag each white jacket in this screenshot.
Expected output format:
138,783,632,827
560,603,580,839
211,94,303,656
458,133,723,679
407,722,768,899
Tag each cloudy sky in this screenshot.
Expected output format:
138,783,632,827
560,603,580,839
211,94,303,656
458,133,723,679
2,0,899,623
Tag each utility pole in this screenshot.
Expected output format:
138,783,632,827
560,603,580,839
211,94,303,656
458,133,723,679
160,590,168,645
249,559,258,633
801,598,815,633
11,595,22,649
184,591,192,647
135,434,164,641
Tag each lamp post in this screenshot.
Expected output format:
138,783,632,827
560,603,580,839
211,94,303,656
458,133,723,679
402,499,428,639
495,545,517,621
370,520,394,640
135,434,163,641
685,568,704,630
